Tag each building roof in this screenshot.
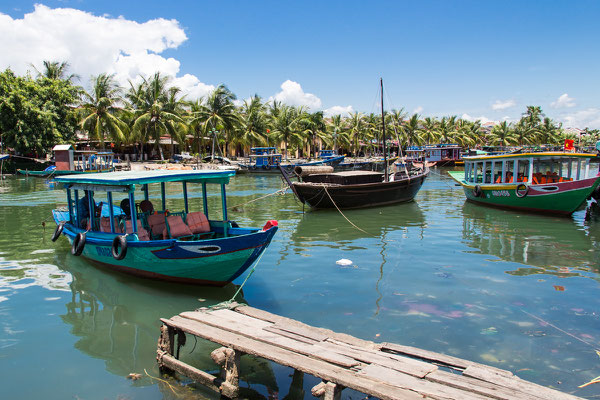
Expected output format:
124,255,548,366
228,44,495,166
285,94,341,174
53,144,74,151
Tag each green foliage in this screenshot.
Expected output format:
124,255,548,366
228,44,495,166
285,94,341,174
0,68,80,155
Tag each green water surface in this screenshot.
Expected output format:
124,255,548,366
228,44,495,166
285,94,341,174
0,169,599,399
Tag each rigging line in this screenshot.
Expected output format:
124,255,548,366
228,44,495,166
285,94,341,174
427,168,460,189
520,309,600,351
322,185,376,237
227,187,287,210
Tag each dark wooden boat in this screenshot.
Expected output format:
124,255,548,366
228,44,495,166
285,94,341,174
283,166,428,209
281,79,428,210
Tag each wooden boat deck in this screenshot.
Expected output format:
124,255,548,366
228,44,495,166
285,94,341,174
157,303,582,399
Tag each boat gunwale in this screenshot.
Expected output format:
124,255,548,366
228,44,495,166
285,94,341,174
462,151,597,161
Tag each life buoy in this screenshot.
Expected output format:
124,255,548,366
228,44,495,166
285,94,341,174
516,183,529,198
472,185,483,198
51,221,65,242
111,235,127,260
71,232,86,256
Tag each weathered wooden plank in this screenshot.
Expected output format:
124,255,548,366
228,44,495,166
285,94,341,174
321,339,438,379
463,365,582,400
358,363,490,400
179,311,360,368
263,325,320,344
426,369,544,400
209,308,273,329
268,322,330,342
234,305,376,349
162,316,424,400
380,342,513,377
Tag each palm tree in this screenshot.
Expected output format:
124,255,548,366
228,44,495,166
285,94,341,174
238,95,268,149
434,117,457,144
487,121,516,149
537,117,561,145
523,106,543,128
419,117,439,144
79,73,128,148
129,72,184,160
189,84,240,158
513,120,537,146
300,111,327,159
346,112,364,156
270,105,303,160
401,114,422,147
325,114,348,153
34,60,79,83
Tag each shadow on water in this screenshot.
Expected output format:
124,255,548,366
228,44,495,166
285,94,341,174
460,201,600,279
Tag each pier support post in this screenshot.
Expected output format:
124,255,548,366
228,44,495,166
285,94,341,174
311,381,342,400
156,324,175,372
211,347,241,398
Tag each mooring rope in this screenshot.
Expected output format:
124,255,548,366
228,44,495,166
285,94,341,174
203,247,268,311
322,186,376,237
227,187,287,210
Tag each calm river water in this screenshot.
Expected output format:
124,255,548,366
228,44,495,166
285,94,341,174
1,169,599,399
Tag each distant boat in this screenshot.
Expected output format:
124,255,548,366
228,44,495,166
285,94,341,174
281,79,428,210
50,169,278,286
405,144,462,166
238,147,344,173
448,151,600,215
17,145,115,177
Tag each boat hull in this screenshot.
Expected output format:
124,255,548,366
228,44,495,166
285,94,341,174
448,171,600,215
17,168,114,177
292,172,428,209
52,212,278,286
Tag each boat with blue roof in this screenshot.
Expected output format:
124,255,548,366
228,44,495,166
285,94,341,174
50,169,278,286
239,147,345,173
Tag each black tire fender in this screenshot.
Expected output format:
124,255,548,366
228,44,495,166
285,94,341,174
71,232,86,256
516,183,529,198
472,185,483,198
51,221,65,242
112,235,128,260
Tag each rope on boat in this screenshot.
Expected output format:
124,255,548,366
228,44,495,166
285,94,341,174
427,168,459,189
227,186,288,210
322,186,376,237
203,248,268,311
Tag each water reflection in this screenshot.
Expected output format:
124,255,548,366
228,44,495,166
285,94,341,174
461,202,600,278
59,254,282,397
290,201,426,248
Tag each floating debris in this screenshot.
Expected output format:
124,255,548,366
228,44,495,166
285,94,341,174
127,373,142,380
336,258,353,266
481,327,498,335
553,285,565,291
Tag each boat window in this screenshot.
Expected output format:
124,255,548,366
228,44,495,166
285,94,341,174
491,161,502,184
517,159,531,183
473,162,483,183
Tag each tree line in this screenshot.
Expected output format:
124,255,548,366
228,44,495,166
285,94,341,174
1,61,597,160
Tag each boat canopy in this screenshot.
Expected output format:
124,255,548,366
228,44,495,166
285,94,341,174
55,169,235,191
463,152,595,162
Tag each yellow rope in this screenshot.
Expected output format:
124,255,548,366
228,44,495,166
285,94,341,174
322,186,376,237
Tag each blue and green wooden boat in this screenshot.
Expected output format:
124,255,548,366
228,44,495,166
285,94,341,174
448,152,600,215
51,170,278,286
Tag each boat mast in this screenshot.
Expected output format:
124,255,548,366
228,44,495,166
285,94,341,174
381,78,388,182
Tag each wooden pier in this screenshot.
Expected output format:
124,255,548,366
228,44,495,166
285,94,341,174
157,302,582,400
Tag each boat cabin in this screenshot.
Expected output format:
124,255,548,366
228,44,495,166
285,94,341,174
249,147,282,169
406,144,461,163
463,152,595,185
52,145,114,172
318,150,338,160
55,170,239,241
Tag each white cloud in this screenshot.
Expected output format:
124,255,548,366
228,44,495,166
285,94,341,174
562,108,600,129
461,113,495,124
413,106,423,114
324,105,354,117
171,74,215,101
0,5,211,100
550,93,576,109
491,99,516,110
270,80,322,110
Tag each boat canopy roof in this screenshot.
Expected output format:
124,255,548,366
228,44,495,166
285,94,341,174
55,169,235,189
463,152,596,162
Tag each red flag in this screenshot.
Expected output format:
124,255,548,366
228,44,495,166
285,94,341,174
564,139,574,151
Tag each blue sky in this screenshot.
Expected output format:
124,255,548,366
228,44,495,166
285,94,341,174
2,1,600,127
